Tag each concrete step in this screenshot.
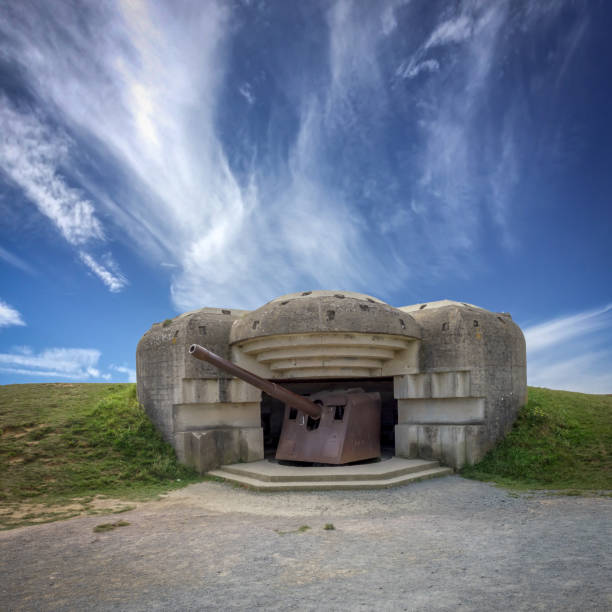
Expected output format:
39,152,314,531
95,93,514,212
216,457,443,483
207,458,453,491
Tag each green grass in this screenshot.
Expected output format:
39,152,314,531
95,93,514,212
93,520,130,533
1,382,609,528
324,523,335,531
0,383,201,508
274,525,311,535
461,387,612,491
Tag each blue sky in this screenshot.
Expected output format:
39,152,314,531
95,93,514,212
0,0,610,393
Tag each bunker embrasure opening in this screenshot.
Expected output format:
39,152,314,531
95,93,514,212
260,378,396,464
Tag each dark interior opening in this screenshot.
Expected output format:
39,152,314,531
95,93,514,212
260,377,396,457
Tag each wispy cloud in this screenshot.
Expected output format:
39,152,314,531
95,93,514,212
425,14,473,48
401,59,440,79
398,2,512,255
0,347,104,379
79,252,128,293
0,244,35,275
238,83,255,105
524,304,612,353
0,299,26,328
0,98,103,246
0,96,127,292
524,304,612,394
0,1,584,309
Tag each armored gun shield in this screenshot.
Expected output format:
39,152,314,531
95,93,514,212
276,388,381,464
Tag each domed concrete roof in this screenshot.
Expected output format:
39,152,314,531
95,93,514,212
230,290,421,344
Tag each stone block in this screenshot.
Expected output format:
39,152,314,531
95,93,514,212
173,402,261,430
397,398,485,424
394,424,419,458
173,431,191,464
454,371,471,397
430,370,471,397
417,425,442,460
431,372,455,397
439,425,466,468
180,427,264,474
215,428,241,466
239,427,264,462
465,425,486,465
181,378,262,404
393,373,429,398
188,430,228,473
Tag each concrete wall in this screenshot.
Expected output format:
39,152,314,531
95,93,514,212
136,307,263,472
394,302,527,466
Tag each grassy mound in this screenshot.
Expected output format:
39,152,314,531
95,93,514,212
462,387,612,491
0,383,200,507
1,382,609,526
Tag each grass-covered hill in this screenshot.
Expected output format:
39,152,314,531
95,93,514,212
0,383,200,528
462,386,611,492
0,383,610,528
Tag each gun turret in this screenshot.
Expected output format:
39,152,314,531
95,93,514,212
189,343,381,464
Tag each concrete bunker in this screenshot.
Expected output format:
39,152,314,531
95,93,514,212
136,291,527,474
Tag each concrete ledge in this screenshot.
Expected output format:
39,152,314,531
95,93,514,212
394,371,471,399
173,402,261,430
181,378,261,403
394,373,429,398
432,371,470,398
397,397,484,424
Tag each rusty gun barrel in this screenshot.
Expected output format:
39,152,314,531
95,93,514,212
188,344,322,419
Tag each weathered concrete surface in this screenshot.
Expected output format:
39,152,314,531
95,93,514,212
136,294,527,471
136,307,248,444
231,290,422,343
230,331,419,379
397,300,527,464
207,457,453,490
1,478,609,611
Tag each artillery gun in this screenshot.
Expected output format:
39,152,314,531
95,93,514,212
189,344,381,464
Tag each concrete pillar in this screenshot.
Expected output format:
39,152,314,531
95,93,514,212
174,377,264,473
393,371,483,469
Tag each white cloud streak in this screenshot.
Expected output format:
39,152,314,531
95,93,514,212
524,303,612,353
0,1,399,310
0,347,104,379
0,245,35,275
524,304,612,394
0,97,104,246
402,59,440,79
79,252,128,293
0,299,26,328
410,3,511,251
425,14,473,48
0,1,583,310
0,96,128,292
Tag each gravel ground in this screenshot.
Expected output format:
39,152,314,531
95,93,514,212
1,476,610,611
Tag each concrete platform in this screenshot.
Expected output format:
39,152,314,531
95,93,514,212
207,457,453,491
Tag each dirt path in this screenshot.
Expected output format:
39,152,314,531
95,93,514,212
1,476,610,611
